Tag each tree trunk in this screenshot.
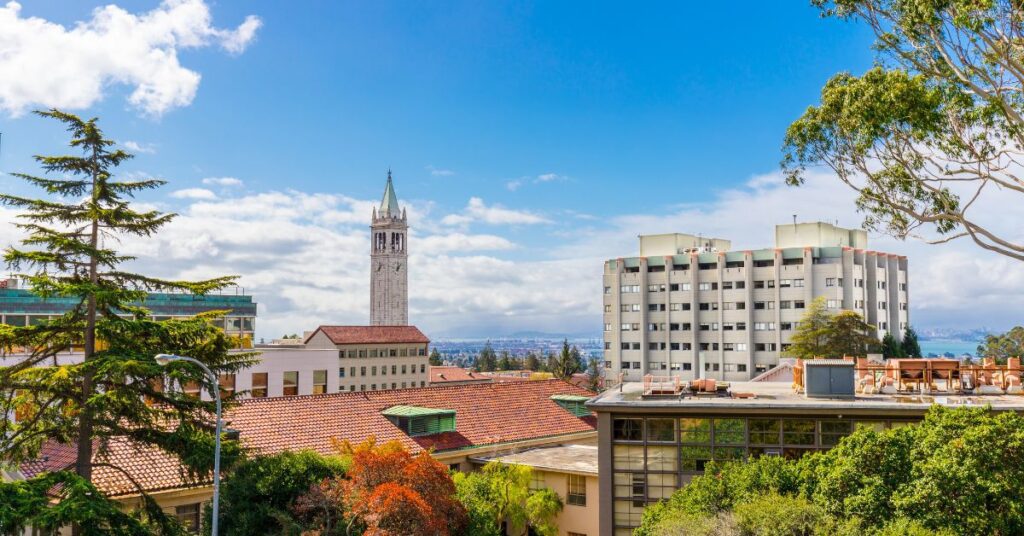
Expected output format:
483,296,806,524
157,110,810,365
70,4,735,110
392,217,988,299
73,145,101,536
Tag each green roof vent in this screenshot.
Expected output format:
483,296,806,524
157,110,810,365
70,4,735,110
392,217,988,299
382,405,456,436
551,394,591,417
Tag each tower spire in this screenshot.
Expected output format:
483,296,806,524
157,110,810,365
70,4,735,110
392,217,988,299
380,169,400,215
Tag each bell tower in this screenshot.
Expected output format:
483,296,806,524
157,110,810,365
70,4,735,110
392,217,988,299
370,170,408,325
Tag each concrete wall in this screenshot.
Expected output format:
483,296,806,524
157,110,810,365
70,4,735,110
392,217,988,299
604,247,909,381
639,233,731,256
775,222,868,249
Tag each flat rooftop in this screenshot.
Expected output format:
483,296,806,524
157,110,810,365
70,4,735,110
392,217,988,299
587,382,1024,415
471,444,598,475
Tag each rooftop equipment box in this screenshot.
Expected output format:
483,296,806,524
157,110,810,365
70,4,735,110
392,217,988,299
804,360,855,399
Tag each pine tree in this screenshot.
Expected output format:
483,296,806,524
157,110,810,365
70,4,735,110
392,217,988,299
475,341,497,372
549,339,584,380
523,352,541,371
826,311,878,358
0,110,255,530
880,332,905,359
496,350,513,371
585,357,603,392
785,296,832,359
901,325,922,358
429,348,443,366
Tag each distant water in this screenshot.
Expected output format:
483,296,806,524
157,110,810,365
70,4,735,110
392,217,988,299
919,340,980,357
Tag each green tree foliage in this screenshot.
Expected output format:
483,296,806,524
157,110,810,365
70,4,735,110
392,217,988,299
901,325,922,358
0,471,182,535
429,348,443,366
497,350,514,371
475,341,497,372
783,1,1024,262
826,311,878,358
0,110,254,532
213,451,346,536
638,406,1024,536
585,356,603,392
453,462,562,536
787,298,877,359
880,332,905,359
732,493,824,536
523,352,541,372
786,297,833,359
548,339,584,380
976,326,1024,363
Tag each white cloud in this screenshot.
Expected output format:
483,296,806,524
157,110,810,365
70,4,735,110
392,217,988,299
506,180,523,192
426,165,454,177
170,187,216,200
441,197,550,226
0,1,262,117
202,176,243,187
122,140,156,154
417,233,516,253
2,168,1021,339
536,172,564,182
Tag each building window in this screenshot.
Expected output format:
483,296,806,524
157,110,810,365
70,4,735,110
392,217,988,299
567,474,587,506
218,374,235,398
283,371,299,396
175,503,201,533
313,370,327,394
613,418,643,441
372,366,378,376
680,283,692,291
251,373,268,398
826,299,842,309
338,367,346,378
754,301,774,310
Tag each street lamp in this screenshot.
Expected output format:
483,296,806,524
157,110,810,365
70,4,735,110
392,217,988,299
155,354,223,536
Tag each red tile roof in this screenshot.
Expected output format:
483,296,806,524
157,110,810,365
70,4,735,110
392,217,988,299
19,441,79,479
305,325,430,345
20,380,596,498
18,437,208,498
228,379,595,455
429,366,491,384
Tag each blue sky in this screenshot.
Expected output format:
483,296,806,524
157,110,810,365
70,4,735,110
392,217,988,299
1,1,1019,338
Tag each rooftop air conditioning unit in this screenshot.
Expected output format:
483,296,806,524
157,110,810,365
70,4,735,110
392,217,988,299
804,360,855,399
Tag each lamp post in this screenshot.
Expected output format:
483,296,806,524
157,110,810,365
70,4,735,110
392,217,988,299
155,354,223,536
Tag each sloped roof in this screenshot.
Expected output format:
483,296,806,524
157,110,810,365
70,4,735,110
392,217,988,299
18,437,208,498
429,366,490,383
228,379,596,455
380,171,400,213
21,380,596,498
306,325,429,345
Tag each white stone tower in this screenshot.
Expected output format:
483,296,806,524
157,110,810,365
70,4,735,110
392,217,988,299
370,170,409,326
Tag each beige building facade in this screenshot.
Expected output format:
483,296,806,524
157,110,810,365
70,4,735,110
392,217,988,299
473,444,600,536
603,222,909,381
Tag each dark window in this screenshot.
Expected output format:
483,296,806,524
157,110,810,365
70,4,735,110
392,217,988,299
646,418,676,442
613,418,643,441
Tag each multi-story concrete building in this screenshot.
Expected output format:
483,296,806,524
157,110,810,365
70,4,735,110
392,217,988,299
603,222,909,381
0,278,257,342
370,170,409,326
587,377,1024,535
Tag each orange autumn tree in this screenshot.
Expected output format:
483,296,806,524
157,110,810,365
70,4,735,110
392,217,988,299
316,438,468,536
